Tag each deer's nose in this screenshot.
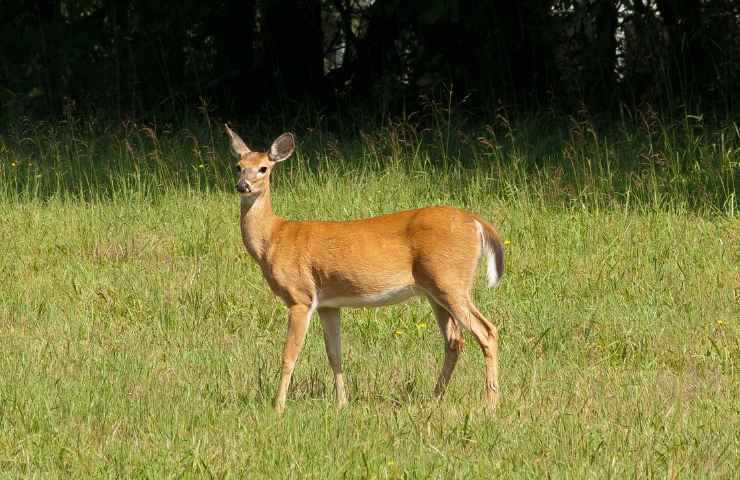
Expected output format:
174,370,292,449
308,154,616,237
236,179,251,193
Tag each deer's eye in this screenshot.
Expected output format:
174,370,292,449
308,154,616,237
259,166,268,174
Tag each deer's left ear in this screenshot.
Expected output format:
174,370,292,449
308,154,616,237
225,124,251,157
269,133,296,163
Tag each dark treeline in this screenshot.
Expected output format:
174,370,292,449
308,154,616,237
1,0,738,121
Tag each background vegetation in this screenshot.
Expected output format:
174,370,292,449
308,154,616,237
1,0,739,118
0,0,738,477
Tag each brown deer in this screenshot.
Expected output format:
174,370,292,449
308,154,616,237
226,125,505,412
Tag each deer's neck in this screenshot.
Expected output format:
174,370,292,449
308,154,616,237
240,188,282,262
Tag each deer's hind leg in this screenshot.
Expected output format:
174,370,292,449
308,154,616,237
426,288,500,411
415,233,499,410
429,298,465,397
467,301,499,409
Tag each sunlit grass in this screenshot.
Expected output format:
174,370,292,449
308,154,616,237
0,113,737,476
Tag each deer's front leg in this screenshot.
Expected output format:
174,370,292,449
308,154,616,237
318,307,348,407
274,304,312,413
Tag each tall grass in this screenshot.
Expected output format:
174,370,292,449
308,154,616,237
0,108,736,213
0,110,737,477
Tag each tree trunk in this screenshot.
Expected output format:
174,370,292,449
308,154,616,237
656,0,705,102
35,0,62,112
260,0,325,101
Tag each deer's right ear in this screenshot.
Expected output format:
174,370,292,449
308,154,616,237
225,124,251,157
269,133,296,163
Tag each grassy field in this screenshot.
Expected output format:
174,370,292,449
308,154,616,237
0,114,738,477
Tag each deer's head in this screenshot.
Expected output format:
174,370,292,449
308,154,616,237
226,124,295,197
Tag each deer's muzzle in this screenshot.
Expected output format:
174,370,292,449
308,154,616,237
236,179,251,193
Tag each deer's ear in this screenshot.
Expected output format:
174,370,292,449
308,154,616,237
269,133,295,163
225,124,251,157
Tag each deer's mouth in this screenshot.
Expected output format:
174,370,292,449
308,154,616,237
236,181,252,194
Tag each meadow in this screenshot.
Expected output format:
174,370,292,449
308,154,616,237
0,111,737,477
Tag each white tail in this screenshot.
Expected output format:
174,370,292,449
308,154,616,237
226,125,505,412
475,219,505,287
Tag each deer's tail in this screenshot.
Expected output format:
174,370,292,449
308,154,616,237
474,217,505,287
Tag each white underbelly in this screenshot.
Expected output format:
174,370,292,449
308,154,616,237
318,286,420,308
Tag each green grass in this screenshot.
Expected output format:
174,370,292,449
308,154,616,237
0,114,738,477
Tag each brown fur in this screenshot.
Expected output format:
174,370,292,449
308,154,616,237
227,125,505,412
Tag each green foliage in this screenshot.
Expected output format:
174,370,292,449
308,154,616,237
1,1,738,117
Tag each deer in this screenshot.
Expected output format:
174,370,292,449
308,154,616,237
226,125,505,413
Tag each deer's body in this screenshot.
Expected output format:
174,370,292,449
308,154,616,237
228,126,505,412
